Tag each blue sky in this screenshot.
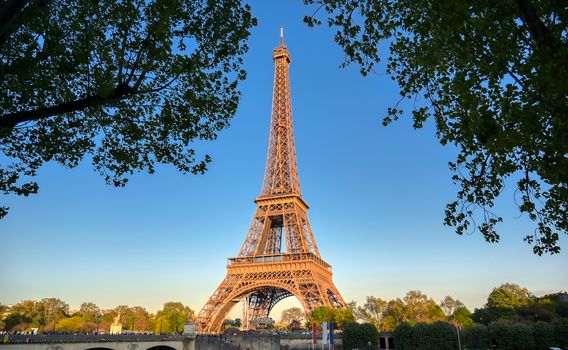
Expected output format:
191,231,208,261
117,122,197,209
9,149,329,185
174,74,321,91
1,1,566,318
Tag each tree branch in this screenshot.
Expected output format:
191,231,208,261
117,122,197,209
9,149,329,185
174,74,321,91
515,0,553,50
0,83,137,129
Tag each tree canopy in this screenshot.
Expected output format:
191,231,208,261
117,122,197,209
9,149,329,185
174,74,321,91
304,0,567,255
0,0,256,219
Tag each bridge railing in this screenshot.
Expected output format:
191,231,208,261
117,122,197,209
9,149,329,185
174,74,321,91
0,334,190,345
227,252,332,271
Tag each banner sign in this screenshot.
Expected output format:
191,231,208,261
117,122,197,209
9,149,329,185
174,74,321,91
329,322,334,350
322,322,328,345
312,322,317,345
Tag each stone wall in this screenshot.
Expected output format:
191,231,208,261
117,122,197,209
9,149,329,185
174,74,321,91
280,334,342,350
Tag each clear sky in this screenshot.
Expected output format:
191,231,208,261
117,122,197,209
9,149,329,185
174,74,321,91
1,1,566,318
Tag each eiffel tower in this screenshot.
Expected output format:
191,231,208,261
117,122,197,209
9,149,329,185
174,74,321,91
197,30,345,333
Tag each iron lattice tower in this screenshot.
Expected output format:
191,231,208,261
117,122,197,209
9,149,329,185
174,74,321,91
197,31,345,333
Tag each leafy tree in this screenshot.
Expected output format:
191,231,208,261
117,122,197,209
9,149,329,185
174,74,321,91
309,306,355,329
233,318,242,328
0,0,256,219
472,307,492,325
351,296,389,330
533,321,555,350
461,323,489,349
304,0,567,255
398,290,445,325
3,313,26,331
487,283,532,320
6,300,39,330
342,322,378,350
440,296,465,318
55,316,85,332
453,306,474,328
519,297,557,322
130,306,152,332
0,303,5,330
280,307,305,326
155,302,194,334
78,302,101,323
39,298,69,331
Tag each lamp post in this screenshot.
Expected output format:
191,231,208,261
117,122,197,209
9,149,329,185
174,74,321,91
456,325,462,350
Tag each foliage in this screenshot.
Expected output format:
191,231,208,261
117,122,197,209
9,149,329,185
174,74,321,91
0,303,5,330
78,302,101,323
280,307,305,326
488,321,534,350
488,321,512,349
393,322,413,350
533,321,555,350
3,298,68,331
511,323,536,350
486,283,533,321
488,283,532,310
414,321,457,350
342,322,378,350
309,306,355,329
0,0,257,220
461,323,489,349
350,291,454,331
440,296,465,317
40,298,69,329
554,318,568,348
393,321,457,350
155,302,194,334
472,307,491,325
304,0,568,255
453,306,474,328
55,316,86,332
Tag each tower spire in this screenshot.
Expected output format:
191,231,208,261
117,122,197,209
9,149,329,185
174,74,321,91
260,27,299,198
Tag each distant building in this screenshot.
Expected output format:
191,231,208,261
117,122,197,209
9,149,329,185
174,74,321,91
251,317,274,330
109,313,123,335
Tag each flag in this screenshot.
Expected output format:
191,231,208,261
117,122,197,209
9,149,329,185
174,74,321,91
329,322,335,350
312,322,317,345
322,322,328,345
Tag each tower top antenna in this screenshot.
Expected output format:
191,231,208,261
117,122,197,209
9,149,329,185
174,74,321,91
280,26,284,46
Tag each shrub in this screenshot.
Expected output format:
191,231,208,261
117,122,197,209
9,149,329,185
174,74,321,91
489,321,512,350
412,322,456,350
554,318,568,348
342,322,378,350
509,323,534,350
393,322,413,350
533,321,555,350
461,323,488,349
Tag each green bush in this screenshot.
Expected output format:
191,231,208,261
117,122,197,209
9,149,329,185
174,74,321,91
533,321,555,350
393,322,413,350
554,318,568,348
342,322,378,350
461,323,488,349
412,321,456,350
489,321,535,350
489,321,512,350
509,323,534,350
